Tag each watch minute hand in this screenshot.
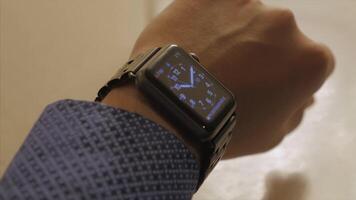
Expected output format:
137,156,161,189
190,66,194,87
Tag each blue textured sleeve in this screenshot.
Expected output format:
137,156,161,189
0,100,199,200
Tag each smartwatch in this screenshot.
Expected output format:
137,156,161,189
96,44,237,189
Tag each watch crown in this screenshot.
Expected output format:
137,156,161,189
189,53,200,63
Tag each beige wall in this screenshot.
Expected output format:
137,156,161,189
0,0,153,175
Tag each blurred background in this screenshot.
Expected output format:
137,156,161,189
0,0,355,199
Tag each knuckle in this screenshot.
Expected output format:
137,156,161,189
265,8,297,29
304,44,334,78
293,43,335,91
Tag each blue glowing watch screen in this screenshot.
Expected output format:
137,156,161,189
147,47,234,124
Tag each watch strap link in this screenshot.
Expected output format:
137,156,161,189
95,47,161,102
198,114,236,188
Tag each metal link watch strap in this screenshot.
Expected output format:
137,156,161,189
198,114,236,188
95,47,161,102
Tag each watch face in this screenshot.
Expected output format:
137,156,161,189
146,46,235,129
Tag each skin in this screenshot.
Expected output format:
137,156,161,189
103,0,335,161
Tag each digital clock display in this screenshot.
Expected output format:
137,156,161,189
146,47,234,126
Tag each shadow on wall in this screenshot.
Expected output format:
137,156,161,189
262,171,309,200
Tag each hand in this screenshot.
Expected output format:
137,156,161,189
129,0,335,158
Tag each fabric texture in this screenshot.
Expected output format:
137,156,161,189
0,100,199,200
